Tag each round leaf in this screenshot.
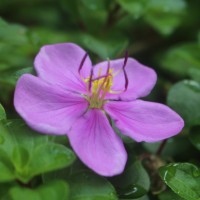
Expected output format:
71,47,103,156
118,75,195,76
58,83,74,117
68,171,118,200
111,160,150,199
159,163,200,200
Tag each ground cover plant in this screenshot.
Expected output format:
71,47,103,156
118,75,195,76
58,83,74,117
0,0,200,199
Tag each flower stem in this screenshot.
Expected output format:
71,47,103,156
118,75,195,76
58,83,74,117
105,3,120,28
156,139,167,156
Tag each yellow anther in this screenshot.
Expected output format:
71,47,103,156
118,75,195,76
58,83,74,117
83,68,114,109
79,52,129,109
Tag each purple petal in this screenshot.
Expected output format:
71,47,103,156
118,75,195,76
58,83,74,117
68,109,127,176
104,100,184,142
93,58,157,100
34,43,92,94
14,74,88,135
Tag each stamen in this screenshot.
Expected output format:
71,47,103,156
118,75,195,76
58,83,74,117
106,59,110,74
123,51,128,69
98,60,111,99
123,69,128,91
100,76,110,100
94,60,111,98
92,60,111,82
111,51,128,77
100,60,111,90
123,51,129,91
85,57,129,108
109,51,129,94
92,74,111,82
88,67,93,91
78,53,88,75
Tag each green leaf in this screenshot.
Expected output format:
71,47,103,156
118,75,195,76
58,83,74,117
12,146,30,172
144,0,186,35
27,143,75,178
30,28,71,47
0,18,32,71
80,33,128,59
0,182,14,199
7,189,40,200
198,32,200,44
0,122,16,155
133,196,150,200
80,0,109,10
159,189,185,200
0,18,34,103
188,68,200,82
0,120,75,183
2,120,48,155
6,180,69,200
0,17,28,46
117,0,145,19
59,0,81,23
60,0,109,33
0,161,15,183
167,80,200,126
117,0,186,35
14,67,34,80
42,159,88,183
38,180,70,200
0,104,6,120
112,160,150,199
145,13,181,35
159,163,200,200
160,43,200,77
78,0,108,32
68,171,118,200
189,125,200,151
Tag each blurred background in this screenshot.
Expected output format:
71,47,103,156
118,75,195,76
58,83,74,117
0,0,199,110
0,1,200,199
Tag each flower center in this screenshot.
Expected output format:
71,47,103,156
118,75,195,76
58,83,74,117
85,67,113,109
78,52,129,109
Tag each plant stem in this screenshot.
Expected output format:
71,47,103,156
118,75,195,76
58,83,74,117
105,4,120,28
156,139,167,156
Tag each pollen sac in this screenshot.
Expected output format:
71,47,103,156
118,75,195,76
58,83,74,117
85,67,114,109
81,56,130,109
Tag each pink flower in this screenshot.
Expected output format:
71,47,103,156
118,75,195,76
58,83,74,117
14,43,184,176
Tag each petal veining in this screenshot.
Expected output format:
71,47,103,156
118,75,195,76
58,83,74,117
34,43,92,94
104,100,184,142
14,74,88,135
93,58,157,101
68,109,127,176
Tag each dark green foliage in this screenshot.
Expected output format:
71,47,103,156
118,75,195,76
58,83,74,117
0,0,200,199
159,163,200,200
